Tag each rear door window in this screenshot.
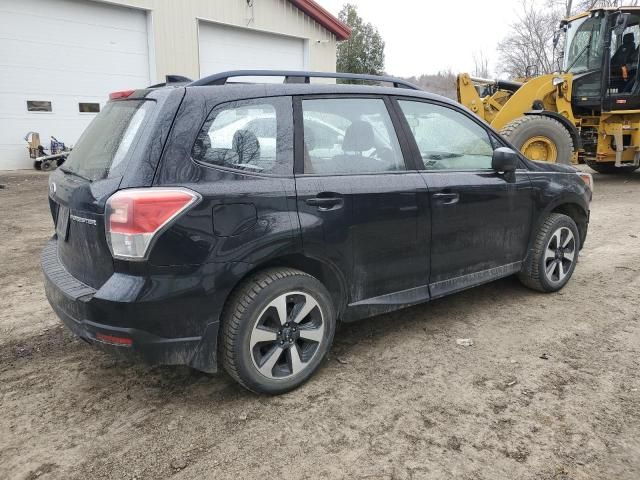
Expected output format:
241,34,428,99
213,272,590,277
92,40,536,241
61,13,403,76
301,98,405,174
192,97,293,175
62,100,154,181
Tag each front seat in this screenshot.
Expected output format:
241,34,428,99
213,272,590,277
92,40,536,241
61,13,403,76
611,33,638,89
612,33,637,65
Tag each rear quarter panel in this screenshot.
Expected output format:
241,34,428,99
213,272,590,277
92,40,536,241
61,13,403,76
151,87,301,269
141,88,302,338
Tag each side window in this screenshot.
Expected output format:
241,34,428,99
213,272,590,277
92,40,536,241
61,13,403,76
398,100,494,170
609,16,640,93
301,98,405,174
192,97,293,175
490,132,506,149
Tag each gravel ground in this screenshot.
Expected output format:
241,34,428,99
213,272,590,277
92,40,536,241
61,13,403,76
1,168,639,480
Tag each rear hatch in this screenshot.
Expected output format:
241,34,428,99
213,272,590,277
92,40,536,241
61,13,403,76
48,89,178,288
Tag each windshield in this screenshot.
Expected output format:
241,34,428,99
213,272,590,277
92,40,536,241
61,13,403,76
62,100,153,182
564,15,606,73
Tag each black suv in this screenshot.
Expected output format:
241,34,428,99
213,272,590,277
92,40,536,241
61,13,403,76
43,71,592,394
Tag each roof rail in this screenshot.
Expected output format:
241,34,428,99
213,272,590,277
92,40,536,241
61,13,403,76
188,70,421,90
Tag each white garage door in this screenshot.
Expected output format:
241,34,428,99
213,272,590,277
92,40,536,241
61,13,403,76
0,0,150,170
198,22,306,79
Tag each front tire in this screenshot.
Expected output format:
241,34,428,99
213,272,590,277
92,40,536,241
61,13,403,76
221,268,336,394
518,213,580,292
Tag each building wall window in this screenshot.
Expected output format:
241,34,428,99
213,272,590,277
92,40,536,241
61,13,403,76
27,101,52,112
79,102,100,113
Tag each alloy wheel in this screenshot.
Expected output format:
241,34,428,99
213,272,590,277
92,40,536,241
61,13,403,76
543,226,576,283
250,291,325,379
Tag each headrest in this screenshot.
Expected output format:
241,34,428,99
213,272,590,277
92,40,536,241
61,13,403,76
232,129,260,163
342,121,375,152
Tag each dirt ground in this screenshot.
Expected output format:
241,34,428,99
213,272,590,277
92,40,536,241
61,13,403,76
1,168,639,480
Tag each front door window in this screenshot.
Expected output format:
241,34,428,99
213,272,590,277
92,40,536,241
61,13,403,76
398,100,494,170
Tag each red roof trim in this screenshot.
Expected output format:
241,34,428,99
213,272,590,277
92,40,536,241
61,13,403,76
288,0,351,41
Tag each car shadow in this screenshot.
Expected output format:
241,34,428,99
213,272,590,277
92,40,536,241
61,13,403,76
2,274,534,407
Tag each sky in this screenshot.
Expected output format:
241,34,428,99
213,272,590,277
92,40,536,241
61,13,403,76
317,0,523,78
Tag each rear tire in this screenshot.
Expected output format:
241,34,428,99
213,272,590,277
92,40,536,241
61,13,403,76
518,213,580,293
220,268,336,394
586,160,639,174
500,116,574,165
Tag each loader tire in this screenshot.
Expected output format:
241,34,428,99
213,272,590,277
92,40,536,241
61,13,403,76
586,160,639,174
500,116,573,165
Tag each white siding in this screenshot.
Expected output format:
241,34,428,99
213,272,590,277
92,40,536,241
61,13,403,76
198,21,306,77
107,0,337,81
0,0,150,169
0,0,339,170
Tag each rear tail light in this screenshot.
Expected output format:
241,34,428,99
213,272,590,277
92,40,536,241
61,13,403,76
106,188,200,260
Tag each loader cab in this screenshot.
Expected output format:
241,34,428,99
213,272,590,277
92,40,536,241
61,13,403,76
563,9,640,113
604,11,640,110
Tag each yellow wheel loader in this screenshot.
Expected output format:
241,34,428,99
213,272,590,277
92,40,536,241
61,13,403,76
457,7,640,173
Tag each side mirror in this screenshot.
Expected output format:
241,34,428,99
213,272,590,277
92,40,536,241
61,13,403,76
492,147,519,173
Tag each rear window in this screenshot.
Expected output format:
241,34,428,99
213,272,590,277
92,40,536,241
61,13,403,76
62,100,153,181
191,97,293,175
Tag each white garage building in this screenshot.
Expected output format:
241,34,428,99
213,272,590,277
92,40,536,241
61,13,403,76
0,0,350,170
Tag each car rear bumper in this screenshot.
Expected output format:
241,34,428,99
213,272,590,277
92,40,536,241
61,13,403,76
41,238,220,372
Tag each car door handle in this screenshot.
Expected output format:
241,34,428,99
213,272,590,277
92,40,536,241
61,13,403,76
433,192,460,205
306,196,344,210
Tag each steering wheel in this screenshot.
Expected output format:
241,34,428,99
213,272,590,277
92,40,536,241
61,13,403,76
371,147,394,163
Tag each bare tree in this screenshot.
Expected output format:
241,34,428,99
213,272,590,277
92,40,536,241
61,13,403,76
575,0,638,10
473,51,491,78
403,71,457,99
549,0,639,16
566,0,574,16
497,1,559,78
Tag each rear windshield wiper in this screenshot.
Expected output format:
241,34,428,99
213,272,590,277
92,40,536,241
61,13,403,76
59,166,90,182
